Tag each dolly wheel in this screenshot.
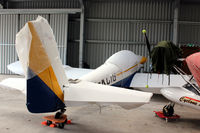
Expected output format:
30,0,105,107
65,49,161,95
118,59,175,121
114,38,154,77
55,108,66,119
64,119,68,124
163,105,174,117
55,112,62,119
58,123,65,129
47,120,52,126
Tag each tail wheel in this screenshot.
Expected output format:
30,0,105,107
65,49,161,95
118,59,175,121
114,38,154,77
163,105,174,117
58,123,65,129
55,112,62,119
55,108,66,119
47,120,52,126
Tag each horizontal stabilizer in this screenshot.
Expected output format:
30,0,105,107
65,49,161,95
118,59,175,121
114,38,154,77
64,81,153,109
0,78,26,94
0,78,153,109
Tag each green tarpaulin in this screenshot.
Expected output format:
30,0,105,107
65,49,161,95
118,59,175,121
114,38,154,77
151,41,182,74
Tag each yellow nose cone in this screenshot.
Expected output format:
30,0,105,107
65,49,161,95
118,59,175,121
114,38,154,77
142,29,146,34
140,56,147,64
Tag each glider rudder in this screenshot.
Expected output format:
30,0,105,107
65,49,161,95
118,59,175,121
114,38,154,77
16,17,67,113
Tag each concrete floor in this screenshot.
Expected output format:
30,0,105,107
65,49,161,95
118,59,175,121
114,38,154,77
0,75,200,133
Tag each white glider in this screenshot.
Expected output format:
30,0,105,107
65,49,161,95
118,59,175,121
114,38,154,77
0,16,152,114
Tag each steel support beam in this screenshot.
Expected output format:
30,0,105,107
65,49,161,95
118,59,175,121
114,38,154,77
79,0,84,68
86,18,173,23
173,0,180,45
0,8,81,14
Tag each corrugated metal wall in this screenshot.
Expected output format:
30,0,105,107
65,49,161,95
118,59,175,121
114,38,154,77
83,0,174,71
0,15,18,74
0,14,69,74
67,19,80,67
179,3,200,46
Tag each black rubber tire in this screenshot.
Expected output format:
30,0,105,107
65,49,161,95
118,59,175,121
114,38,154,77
58,123,65,129
47,120,52,126
55,112,62,119
64,119,68,124
163,105,174,117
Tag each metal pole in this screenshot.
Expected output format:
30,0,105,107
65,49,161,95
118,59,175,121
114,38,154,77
173,0,180,45
65,14,69,65
0,9,82,14
79,0,85,68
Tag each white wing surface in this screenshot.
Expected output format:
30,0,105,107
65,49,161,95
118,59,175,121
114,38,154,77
7,61,93,80
130,73,188,94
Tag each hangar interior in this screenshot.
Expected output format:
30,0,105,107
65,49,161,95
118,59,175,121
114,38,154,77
0,0,200,74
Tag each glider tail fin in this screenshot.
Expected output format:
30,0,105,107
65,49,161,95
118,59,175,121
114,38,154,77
16,16,68,113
